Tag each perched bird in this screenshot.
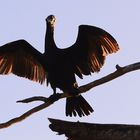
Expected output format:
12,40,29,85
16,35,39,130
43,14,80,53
0,15,119,117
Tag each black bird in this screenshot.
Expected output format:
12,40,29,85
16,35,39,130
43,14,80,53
0,15,119,117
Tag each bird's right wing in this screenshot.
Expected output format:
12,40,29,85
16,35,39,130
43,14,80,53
62,25,119,78
0,39,46,84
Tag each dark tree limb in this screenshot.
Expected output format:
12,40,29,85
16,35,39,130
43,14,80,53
0,62,140,128
49,118,140,140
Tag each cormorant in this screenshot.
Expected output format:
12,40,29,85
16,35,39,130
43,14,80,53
0,15,119,117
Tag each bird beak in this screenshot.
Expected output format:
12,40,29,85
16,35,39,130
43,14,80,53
50,18,56,26
46,16,56,26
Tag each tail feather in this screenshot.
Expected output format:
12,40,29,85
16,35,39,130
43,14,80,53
66,95,94,117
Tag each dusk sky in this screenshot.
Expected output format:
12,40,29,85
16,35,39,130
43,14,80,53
0,0,139,139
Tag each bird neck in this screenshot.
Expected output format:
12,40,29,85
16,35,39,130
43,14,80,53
45,23,56,53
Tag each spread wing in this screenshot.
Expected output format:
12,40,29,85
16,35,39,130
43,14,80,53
0,39,46,84
62,25,119,78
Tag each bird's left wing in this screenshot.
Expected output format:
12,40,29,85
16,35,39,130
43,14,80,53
62,25,119,78
0,39,46,84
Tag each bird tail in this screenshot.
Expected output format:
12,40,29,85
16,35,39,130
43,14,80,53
66,95,94,117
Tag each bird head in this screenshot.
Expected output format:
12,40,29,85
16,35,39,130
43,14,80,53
46,15,56,27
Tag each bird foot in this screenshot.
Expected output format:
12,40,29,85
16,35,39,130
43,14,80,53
49,93,61,103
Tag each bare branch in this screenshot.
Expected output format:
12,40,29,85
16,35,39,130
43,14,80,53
0,62,140,128
0,103,48,128
49,118,140,140
0,94,62,128
79,62,140,93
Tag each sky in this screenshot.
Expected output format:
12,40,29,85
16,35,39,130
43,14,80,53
0,0,139,139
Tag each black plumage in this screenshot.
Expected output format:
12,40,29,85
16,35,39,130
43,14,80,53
0,15,119,117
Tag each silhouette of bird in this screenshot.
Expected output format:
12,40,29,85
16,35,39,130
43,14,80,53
0,15,119,117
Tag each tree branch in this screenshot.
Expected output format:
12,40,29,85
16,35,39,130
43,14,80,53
0,62,140,128
49,118,140,140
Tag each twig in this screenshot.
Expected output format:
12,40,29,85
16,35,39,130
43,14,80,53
0,62,140,128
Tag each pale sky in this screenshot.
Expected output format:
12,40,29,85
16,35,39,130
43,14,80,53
0,0,139,139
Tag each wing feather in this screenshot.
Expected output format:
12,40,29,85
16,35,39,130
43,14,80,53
0,39,46,84
62,25,119,77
